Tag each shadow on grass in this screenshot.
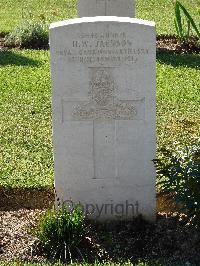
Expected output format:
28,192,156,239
157,52,200,69
0,50,40,67
0,187,54,210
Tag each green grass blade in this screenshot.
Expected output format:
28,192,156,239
187,20,191,41
175,1,184,39
174,18,181,37
177,0,200,39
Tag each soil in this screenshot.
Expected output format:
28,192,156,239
0,188,198,264
0,209,46,263
88,214,200,265
0,207,200,264
0,188,199,264
156,36,200,54
0,33,6,50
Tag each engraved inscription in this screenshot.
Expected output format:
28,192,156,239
72,68,137,120
56,31,149,65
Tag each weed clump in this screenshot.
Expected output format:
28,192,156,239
36,204,85,262
155,139,200,226
5,21,48,49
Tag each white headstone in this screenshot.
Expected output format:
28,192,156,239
78,0,135,17
50,17,156,222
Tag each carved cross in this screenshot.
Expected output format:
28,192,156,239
62,67,144,179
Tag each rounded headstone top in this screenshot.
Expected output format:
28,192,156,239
50,17,155,29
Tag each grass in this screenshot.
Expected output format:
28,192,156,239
0,0,199,35
0,0,77,34
156,53,200,149
0,50,199,189
0,50,53,188
137,0,200,35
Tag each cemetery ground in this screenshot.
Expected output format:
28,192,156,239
0,0,200,265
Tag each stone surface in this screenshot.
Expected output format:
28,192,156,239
50,17,156,221
78,0,135,17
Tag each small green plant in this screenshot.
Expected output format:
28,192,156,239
36,203,85,262
5,20,49,49
174,1,200,42
155,140,200,226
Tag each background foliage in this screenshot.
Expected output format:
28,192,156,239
5,21,49,48
0,0,199,35
155,139,200,225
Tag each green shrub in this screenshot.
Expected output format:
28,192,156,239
36,204,85,262
5,21,49,49
155,140,200,226
174,1,200,42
